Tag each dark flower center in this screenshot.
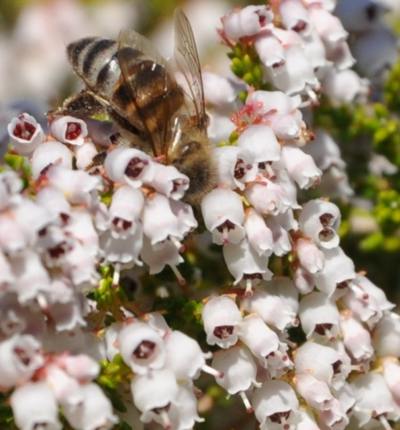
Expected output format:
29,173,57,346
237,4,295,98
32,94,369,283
66,122,82,140
13,121,36,140
125,157,148,178
213,325,234,339
133,340,156,359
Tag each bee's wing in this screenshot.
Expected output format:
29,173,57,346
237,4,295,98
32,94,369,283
173,9,207,131
117,29,182,157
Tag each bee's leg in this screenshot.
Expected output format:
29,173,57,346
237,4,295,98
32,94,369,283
48,90,106,119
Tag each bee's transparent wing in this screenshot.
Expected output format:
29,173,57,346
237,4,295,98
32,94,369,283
173,9,207,131
117,29,182,156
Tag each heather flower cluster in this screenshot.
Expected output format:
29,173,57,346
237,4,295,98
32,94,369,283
0,0,399,429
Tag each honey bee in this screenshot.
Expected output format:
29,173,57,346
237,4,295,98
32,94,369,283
64,9,216,205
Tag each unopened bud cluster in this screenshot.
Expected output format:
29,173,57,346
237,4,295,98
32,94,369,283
0,0,399,429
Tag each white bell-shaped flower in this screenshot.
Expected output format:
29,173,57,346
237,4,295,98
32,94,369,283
104,147,155,188
169,385,204,430
100,226,143,265
141,237,183,275
297,409,320,430
295,341,351,390
372,312,400,357
281,145,322,189
63,383,118,430
245,181,291,216
222,5,273,41
280,0,311,34
340,313,374,364
213,146,257,191
242,278,299,331
131,368,179,427
295,373,336,411
31,141,73,179
299,199,341,250
382,358,400,404
296,238,325,274
312,247,356,297
118,320,166,375
149,163,190,200
50,115,88,146
164,330,217,380
352,373,400,428
223,239,272,287
345,275,394,329
252,380,299,430
108,185,144,238
299,291,340,341
237,124,281,165
203,71,236,108
11,381,61,430
75,141,98,170
201,188,245,245
8,112,44,155
244,209,273,257
0,334,44,388
212,345,259,395
202,295,242,348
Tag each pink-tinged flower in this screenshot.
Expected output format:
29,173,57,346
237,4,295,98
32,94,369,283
75,141,98,170
108,185,144,239
45,364,82,406
304,129,346,171
312,247,356,297
223,239,273,287
239,315,291,373
295,341,351,391
150,163,190,200
11,382,61,430
281,145,321,189
63,383,118,430
203,71,237,107
352,373,400,428
299,291,340,341
201,188,245,245
31,141,73,179
340,313,374,364
0,334,44,388
213,146,257,190
244,209,273,257
242,277,299,331
50,115,88,146
104,147,155,188
141,237,183,275
0,212,28,255
372,312,400,357
237,124,281,165
46,164,100,206
164,330,217,380
296,237,325,274
118,320,166,375
36,186,71,220
344,275,394,329
212,345,259,396
221,5,273,41
266,216,292,257
7,113,44,155
309,7,348,48
60,354,100,382
293,266,315,294
131,368,179,427
169,199,197,238
299,198,341,250
246,91,305,141
202,295,242,348
252,380,299,430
